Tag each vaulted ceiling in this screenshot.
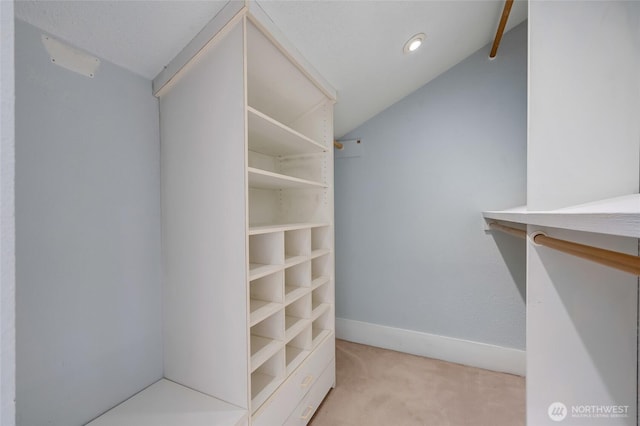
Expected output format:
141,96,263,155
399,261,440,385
15,0,527,137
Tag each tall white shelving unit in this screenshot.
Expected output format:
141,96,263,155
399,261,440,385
89,2,336,425
484,2,640,425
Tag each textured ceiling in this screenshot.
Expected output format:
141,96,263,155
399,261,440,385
15,0,230,79
15,0,528,137
260,0,528,137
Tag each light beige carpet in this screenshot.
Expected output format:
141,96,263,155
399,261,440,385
310,339,525,426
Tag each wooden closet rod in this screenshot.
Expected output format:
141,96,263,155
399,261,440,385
490,0,514,58
334,140,344,150
488,221,640,276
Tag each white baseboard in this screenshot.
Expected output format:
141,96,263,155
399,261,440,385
336,318,525,376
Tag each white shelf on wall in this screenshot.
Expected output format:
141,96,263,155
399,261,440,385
249,223,330,236
248,167,327,190
483,194,640,238
248,107,326,156
86,379,247,426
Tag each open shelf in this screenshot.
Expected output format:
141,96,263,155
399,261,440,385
250,335,283,373
311,306,332,349
311,276,330,290
249,263,283,281
311,301,331,321
310,248,331,259
251,348,285,414
284,285,310,306
246,21,328,130
248,167,327,190
284,262,311,305
284,255,307,268
249,300,281,327
312,253,331,283
311,328,332,349
285,295,311,341
483,194,640,238
285,345,310,376
249,223,330,236
86,379,247,426
285,327,312,375
249,271,283,326
251,372,282,414
248,107,326,156
285,316,310,343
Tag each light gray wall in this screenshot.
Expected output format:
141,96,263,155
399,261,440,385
15,19,162,425
336,22,527,350
1,2,16,425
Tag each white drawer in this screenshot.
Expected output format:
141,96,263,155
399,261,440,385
252,333,335,426
284,359,335,426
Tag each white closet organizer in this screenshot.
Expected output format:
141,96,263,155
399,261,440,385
484,194,640,239
89,2,336,425
483,2,640,424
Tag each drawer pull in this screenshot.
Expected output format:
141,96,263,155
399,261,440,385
300,405,315,420
301,375,314,388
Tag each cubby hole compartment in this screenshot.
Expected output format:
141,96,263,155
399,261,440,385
285,294,311,342
312,308,333,349
285,228,311,267
249,231,284,280
251,348,285,413
286,325,312,375
251,310,284,373
285,261,311,306
246,21,329,144
311,225,331,257
311,282,331,320
250,272,283,326
311,252,331,282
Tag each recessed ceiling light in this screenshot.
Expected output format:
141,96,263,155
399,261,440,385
403,33,425,54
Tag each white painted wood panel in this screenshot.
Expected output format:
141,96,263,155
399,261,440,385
160,22,248,408
526,227,638,425
528,1,640,211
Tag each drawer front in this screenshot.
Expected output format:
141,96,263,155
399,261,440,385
252,333,335,426
284,359,335,426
